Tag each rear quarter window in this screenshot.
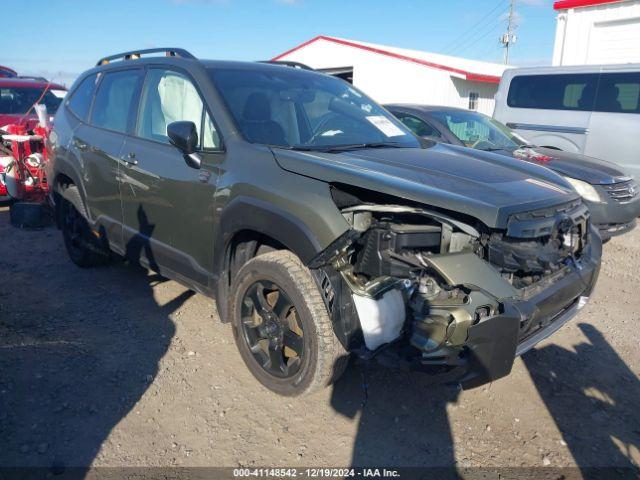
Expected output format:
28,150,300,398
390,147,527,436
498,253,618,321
67,73,99,121
594,72,640,114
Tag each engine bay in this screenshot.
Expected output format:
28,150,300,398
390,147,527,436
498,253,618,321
311,185,592,373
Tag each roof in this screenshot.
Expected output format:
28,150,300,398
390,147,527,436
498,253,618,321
553,0,627,10
272,35,508,84
0,65,17,77
385,103,470,114
0,78,66,90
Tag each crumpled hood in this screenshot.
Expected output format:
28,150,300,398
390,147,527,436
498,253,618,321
273,143,578,229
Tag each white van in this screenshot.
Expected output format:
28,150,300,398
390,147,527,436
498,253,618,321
494,64,640,179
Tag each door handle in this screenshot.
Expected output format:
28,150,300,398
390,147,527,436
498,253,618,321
73,139,88,151
122,152,138,166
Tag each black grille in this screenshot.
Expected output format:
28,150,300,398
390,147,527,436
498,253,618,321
603,180,639,203
506,199,589,238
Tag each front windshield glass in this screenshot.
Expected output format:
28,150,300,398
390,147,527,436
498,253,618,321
430,110,528,151
0,86,66,115
209,67,419,150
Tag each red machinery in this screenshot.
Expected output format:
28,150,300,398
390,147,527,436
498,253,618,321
0,123,50,204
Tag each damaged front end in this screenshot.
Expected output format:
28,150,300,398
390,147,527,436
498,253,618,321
310,186,601,388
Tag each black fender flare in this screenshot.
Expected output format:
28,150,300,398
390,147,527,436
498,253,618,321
213,196,325,319
50,165,91,223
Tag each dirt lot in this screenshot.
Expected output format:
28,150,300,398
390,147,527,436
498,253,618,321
0,204,638,471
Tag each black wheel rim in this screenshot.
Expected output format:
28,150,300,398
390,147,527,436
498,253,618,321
240,281,305,378
63,203,85,254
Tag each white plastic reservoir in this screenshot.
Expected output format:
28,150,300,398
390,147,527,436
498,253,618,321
352,289,405,350
0,156,17,198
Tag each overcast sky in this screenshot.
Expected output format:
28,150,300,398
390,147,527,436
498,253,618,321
3,0,558,86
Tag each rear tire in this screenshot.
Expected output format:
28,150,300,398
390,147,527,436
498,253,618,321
229,250,348,396
59,186,110,268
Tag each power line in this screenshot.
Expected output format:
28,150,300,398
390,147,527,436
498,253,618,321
447,8,510,56
440,0,509,55
453,22,505,56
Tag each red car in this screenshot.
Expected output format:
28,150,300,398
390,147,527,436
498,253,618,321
0,78,67,129
0,65,17,78
0,78,66,200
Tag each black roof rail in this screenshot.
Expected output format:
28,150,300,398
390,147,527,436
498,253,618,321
96,48,196,66
259,60,314,71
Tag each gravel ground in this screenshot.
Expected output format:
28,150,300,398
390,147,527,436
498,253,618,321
0,204,638,472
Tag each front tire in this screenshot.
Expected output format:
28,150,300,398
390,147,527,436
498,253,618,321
229,250,348,396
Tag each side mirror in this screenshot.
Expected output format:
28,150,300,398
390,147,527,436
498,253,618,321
167,121,201,169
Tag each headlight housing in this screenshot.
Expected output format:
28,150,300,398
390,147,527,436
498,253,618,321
564,177,603,203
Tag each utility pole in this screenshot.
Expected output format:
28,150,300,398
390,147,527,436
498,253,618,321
501,0,517,65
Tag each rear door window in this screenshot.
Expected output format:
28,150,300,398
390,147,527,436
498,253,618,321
507,73,599,111
67,73,99,121
90,69,142,133
594,72,640,113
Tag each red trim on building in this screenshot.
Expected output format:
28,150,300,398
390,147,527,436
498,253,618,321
554,0,624,10
272,35,502,84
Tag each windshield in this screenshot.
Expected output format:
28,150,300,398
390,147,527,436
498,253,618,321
209,67,420,150
431,110,530,151
0,86,66,115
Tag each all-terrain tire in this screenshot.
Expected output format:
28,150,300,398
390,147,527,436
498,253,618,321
59,186,110,268
229,250,349,396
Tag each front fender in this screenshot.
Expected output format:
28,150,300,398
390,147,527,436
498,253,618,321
214,195,325,268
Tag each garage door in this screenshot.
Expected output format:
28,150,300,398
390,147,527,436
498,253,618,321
588,17,640,64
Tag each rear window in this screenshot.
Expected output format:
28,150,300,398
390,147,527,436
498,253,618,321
507,73,599,111
0,86,66,115
90,70,142,133
507,71,640,114
67,74,99,121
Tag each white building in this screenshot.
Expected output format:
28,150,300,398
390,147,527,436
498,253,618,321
553,0,640,65
272,36,509,116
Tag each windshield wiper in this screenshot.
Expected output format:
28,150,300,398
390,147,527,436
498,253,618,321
478,147,505,152
317,142,404,153
273,142,404,153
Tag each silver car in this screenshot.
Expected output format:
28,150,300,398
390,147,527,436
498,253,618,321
493,64,640,179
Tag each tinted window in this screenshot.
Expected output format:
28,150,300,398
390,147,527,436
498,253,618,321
507,73,599,111
67,74,98,121
594,72,640,113
209,67,418,150
0,86,66,115
396,114,441,138
136,69,220,148
91,70,141,133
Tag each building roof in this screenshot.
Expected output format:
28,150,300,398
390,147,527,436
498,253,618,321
553,0,627,10
272,35,508,84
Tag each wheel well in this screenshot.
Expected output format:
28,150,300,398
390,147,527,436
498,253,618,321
55,173,75,190
217,230,287,323
52,173,76,227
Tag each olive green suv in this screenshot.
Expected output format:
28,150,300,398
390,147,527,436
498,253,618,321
47,48,601,396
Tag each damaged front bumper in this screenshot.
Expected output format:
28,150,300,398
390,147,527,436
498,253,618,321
408,230,600,389
313,195,602,389
460,239,600,388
